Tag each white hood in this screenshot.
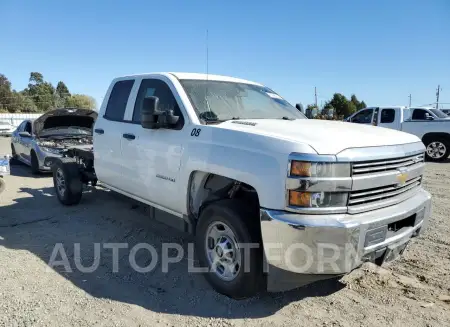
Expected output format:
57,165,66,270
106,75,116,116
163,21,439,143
216,119,421,155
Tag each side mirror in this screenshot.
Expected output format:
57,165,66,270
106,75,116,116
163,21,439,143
425,113,434,120
19,131,31,138
141,96,180,129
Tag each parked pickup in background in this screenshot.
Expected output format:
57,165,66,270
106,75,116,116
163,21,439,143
347,106,450,161
51,73,432,299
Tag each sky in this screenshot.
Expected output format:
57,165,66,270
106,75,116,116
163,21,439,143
1,0,449,109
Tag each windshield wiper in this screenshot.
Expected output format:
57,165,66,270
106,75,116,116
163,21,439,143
281,116,295,120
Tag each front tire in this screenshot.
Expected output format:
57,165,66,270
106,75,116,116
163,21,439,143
196,199,264,299
52,158,83,205
425,138,449,162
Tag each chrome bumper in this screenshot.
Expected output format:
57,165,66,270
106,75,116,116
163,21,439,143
260,188,431,291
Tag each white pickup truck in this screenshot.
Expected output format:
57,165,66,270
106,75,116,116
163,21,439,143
51,73,432,299
347,106,450,161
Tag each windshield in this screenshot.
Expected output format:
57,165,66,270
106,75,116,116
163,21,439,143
180,80,306,122
430,109,448,118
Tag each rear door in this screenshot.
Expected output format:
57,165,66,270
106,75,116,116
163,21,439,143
93,79,135,187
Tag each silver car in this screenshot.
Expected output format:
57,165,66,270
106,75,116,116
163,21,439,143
10,108,97,174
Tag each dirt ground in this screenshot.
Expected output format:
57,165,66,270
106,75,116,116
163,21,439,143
0,136,449,327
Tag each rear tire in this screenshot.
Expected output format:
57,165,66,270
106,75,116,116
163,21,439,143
52,158,83,205
10,144,17,159
30,151,40,175
10,144,18,165
196,199,264,299
424,137,449,162
0,178,5,194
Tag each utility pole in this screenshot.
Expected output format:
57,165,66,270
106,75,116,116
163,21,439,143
408,94,411,107
314,87,317,108
436,85,441,109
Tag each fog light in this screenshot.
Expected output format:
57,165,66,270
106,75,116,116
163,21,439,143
289,191,311,207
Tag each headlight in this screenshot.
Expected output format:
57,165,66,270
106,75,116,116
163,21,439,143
40,147,62,154
289,191,348,208
286,156,351,212
290,161,350,178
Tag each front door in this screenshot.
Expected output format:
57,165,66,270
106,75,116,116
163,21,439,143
120,77,186,213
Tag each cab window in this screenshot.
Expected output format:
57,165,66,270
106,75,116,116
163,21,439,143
24,121,32,134
380,109,395,123
132,79,184,130
351,109,373,123
412,109,429,120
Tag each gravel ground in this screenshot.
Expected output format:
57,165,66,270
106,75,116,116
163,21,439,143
0,136,449,327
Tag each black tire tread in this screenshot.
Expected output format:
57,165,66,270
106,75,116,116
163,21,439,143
30,151,40,175
196,199,264,299
52,158,83,205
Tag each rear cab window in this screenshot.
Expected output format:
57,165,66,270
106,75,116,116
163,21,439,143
104,80,135,121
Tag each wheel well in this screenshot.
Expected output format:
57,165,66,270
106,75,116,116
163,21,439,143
188,171,260,221
422,132,450,145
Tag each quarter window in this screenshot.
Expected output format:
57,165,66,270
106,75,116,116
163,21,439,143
104,80,134,121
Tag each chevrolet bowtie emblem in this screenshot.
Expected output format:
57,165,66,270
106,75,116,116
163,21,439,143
396,172,408,185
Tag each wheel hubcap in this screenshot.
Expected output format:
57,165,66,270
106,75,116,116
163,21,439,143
55,168,66,197
427,142,446,159
205,221,241,281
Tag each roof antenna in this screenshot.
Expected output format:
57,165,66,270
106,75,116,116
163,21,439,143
205,29,212,114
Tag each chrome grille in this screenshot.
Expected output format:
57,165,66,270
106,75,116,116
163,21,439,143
352,153,425,176
349,176,422,206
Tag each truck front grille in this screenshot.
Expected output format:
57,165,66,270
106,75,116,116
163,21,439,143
349,176,422,207
352,154,425,176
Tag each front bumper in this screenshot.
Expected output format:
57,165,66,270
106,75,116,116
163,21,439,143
260,188,431,291
35,148,62,171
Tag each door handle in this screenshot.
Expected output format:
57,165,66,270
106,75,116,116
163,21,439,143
122,133,136,140
94,128,104,134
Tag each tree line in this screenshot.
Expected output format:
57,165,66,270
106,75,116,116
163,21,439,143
304,93,367,120
0,72,96,113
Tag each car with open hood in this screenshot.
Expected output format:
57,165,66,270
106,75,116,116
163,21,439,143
10,108,97,173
